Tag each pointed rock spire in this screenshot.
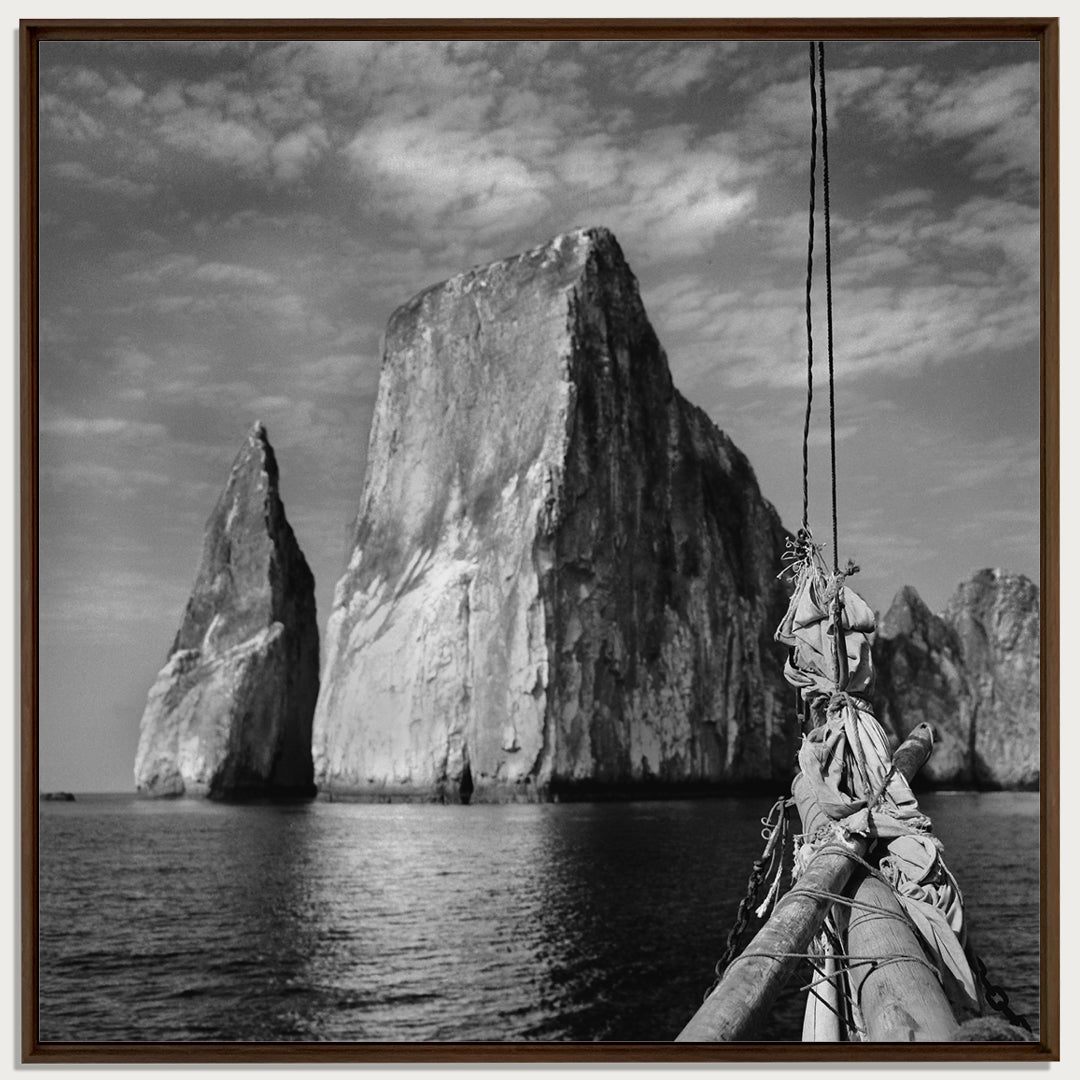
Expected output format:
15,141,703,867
134,424,319,799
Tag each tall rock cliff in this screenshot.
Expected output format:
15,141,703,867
134,423,320,799
873,569,1039,789
313,227,794,801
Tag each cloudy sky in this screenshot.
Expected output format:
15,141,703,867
36,37,1041,791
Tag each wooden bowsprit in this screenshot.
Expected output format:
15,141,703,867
675,723,957,1042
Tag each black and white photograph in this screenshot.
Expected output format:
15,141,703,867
25,21,1054,1058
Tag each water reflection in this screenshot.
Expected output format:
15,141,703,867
39,793,1039,1042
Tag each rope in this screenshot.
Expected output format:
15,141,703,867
755,798,792,918
705,823,1035,1037
794,885,919,924
726,949,941,980
704,796,790,999
795,838,1036,1034
804,951,867,1039
788,839,947,957
818,41,840,574
800,41,841,570
805,980,848,1024
801,41,818,533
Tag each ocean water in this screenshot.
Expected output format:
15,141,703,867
38,791,1040,1043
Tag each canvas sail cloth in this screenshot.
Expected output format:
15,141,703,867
775,540,979,1037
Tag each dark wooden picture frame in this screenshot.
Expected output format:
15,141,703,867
20,17,1059,1064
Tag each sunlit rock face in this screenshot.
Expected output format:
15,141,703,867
134,423,319,799
873,570,1039,789
312,227,795,802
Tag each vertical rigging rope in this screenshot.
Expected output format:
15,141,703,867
818,42,839,575
801,43,818,535
801,41,841,573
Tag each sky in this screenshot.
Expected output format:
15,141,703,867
35,36,1041,792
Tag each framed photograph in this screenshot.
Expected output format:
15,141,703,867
20,17,1058,1064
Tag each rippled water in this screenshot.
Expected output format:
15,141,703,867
38,791,1039,1042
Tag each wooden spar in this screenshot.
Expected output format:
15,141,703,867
675,722,935,1043
801,948,842,1041
845,872,958,1040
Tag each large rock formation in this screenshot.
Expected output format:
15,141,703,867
312,227,795,802
872,569,1039,789
134,423,319,799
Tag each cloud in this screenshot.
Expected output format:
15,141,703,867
42,461,171,495
40,413,168,441
741,57,1038,197
918,62,1039,180
924,435,1038,497
647,274,742,337
604,42,732,98
149,83,327,185
314,41,759,258
919,196,1039,275
945,506,1040,560
581,129,758,260
345,115,551,240
157,109,273,174
345,110,758,261
111,250,338,345
39,567,186,632
122,254,199,284
105,82,146,109
39,93,105,141
281,39,498,118
875,188,935,211
677,185,1039,393
740,64,923,173
52,160,156,199
108,344,158,378
825,60,1040,189
55,65,110,96
270,123,330,183
190,261,279,289
147,82,186,114
41,39,765,265
296,353,381,397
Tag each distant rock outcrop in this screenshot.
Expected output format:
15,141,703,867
134,423,319,799
873,569,1039,789
312,227,794,801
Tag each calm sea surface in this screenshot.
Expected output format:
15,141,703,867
39,791,1040,1042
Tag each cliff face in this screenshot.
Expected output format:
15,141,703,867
312,227,794,801
873,569,1039,789
944,570,1040,787
134,423,319,799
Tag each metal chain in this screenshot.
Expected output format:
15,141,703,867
704,798,790,1000
704,856,770,1000
971,952,1033,1034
